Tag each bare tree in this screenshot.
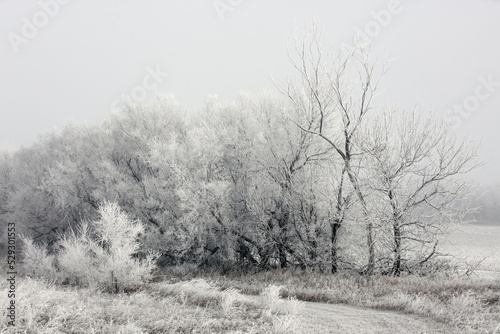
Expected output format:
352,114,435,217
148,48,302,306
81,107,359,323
278,27,387,274
363,107,482,275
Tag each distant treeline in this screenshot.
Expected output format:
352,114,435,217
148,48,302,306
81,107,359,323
473,184,500,225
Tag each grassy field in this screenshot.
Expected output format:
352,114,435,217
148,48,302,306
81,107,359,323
3,270,497,333
0,276,303,333
198,270,500,333
4,272,499,334
1,224,499,333
441,223,500,278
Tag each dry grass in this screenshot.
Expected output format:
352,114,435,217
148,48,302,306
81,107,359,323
1,269,498,334
0,275,302,334
182,224,500,333
200,269,500,334
3,224,498,333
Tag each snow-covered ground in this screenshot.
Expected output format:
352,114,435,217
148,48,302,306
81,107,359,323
441,223,500,279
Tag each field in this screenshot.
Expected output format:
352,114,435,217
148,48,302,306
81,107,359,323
441,223,500,278
1,224,499,334
0,277,297,333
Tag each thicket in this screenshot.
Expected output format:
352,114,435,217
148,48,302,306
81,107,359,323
0,36,482,277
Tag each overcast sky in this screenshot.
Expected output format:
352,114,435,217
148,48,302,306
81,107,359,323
1,0,499,184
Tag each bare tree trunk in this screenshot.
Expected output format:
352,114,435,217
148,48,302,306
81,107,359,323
331,221,341,274
331,168,347,274
277,243,288,268
388,189,402,276
345,162,375,275
392,222,402,276
258,245,273,269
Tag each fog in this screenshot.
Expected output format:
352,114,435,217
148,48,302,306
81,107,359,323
1,0,499,184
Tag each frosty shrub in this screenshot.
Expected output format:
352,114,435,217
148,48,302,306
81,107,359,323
261,284,303,334
22,202,157,292
56,221,101,288
19,236,57,280
261,284,283,312
220,288,241,316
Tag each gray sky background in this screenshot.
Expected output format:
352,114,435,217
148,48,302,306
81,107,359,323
1,0,499,185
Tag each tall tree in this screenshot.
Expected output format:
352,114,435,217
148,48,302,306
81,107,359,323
362,108,481,275
279,29,387,274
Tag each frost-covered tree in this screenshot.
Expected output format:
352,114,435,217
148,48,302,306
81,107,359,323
279,26,482,274
3,139,71,246
186,93,336,269
279,30,387,273
362,108,481,275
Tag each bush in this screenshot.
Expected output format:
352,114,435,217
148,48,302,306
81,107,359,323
19,237,57,280
21,202,156,292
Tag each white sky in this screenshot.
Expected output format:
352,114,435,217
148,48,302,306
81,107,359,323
1,0,499,184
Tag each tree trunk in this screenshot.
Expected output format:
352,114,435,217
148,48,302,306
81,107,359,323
331,221,341,274
278,243,287,268
392,222,402,276
388,189,402,276
345,162,375,275
277,199,290,268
